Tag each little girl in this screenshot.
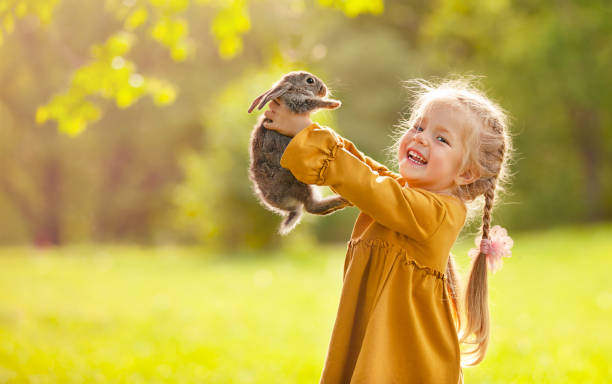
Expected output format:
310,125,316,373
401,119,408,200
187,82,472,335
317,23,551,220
263,79,513,384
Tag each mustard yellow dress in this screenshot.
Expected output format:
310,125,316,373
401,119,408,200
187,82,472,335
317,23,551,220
280,123,467,384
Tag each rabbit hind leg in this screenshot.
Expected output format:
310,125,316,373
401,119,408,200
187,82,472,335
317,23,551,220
303,192,350,216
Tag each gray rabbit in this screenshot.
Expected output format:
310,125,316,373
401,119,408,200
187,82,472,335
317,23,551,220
247,71,350,235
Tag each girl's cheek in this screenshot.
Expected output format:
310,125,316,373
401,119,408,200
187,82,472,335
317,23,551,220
398,139,406,157
399,134,411,151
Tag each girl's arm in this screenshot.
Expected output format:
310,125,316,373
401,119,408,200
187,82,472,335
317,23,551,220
333,134,402,181
279,123,451,241
263,99,400,180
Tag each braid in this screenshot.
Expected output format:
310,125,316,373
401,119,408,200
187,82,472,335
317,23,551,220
481,179,496,239
459,181,497,366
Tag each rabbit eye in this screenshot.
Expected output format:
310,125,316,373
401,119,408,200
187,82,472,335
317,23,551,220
306,77,314,84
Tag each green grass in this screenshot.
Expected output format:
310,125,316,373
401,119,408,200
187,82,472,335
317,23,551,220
0,223,611,383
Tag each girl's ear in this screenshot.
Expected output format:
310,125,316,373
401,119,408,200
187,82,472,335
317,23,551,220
455,166,480,186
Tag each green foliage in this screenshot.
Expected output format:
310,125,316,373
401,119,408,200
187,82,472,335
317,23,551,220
422,0,612,227
0,224,611,382
0,0,384,135
34,0,197,136
36,32,176,136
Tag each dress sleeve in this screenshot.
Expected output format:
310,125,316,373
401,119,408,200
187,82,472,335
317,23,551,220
280,123,448,241
336,135,402,181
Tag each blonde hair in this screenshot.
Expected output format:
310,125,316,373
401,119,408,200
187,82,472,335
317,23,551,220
393,78,513,367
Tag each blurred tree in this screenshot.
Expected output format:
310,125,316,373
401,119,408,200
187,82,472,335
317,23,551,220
1,0,610,248
2,0,383,136
421,0,612,227
0,0,384,245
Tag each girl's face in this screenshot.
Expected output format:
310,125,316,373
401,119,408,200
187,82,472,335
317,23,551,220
398,101,476,194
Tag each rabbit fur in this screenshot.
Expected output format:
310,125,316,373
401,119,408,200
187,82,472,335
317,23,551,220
247,71,350,235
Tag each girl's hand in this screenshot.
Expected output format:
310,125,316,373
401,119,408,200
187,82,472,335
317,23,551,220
263,99,313,137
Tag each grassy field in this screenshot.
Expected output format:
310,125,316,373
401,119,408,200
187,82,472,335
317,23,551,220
0,223,611,383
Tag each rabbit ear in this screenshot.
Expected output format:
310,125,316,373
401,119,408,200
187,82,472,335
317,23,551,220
256,83,291,110
248,91,268,113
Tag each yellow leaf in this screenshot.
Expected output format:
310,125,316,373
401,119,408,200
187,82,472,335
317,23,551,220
60,118,85,137
116,87,136,108
3,15,14,33
219,35,242,59
106,32,135,56
124,7,148,30
168,0,189,13
170,40,192,61
151,18,169,41
170,18,187,40
36,107,49,124
16,2,28,18
35,3,54,24
317,0,384,17
153,85,177,105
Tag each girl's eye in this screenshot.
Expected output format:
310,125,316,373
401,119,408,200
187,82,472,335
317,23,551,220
437,136,449,145
414,125,424,132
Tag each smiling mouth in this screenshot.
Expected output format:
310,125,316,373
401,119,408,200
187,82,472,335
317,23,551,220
407,150,428,165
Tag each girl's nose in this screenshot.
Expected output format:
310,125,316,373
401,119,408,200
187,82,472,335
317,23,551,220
414,132,427,146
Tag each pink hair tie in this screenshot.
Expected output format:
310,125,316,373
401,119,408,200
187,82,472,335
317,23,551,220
468,225,514,274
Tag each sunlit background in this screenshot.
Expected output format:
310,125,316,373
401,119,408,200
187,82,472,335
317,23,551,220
0,0,611,382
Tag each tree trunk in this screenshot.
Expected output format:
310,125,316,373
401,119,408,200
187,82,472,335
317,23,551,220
33,157,63,246
568,104,604,221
